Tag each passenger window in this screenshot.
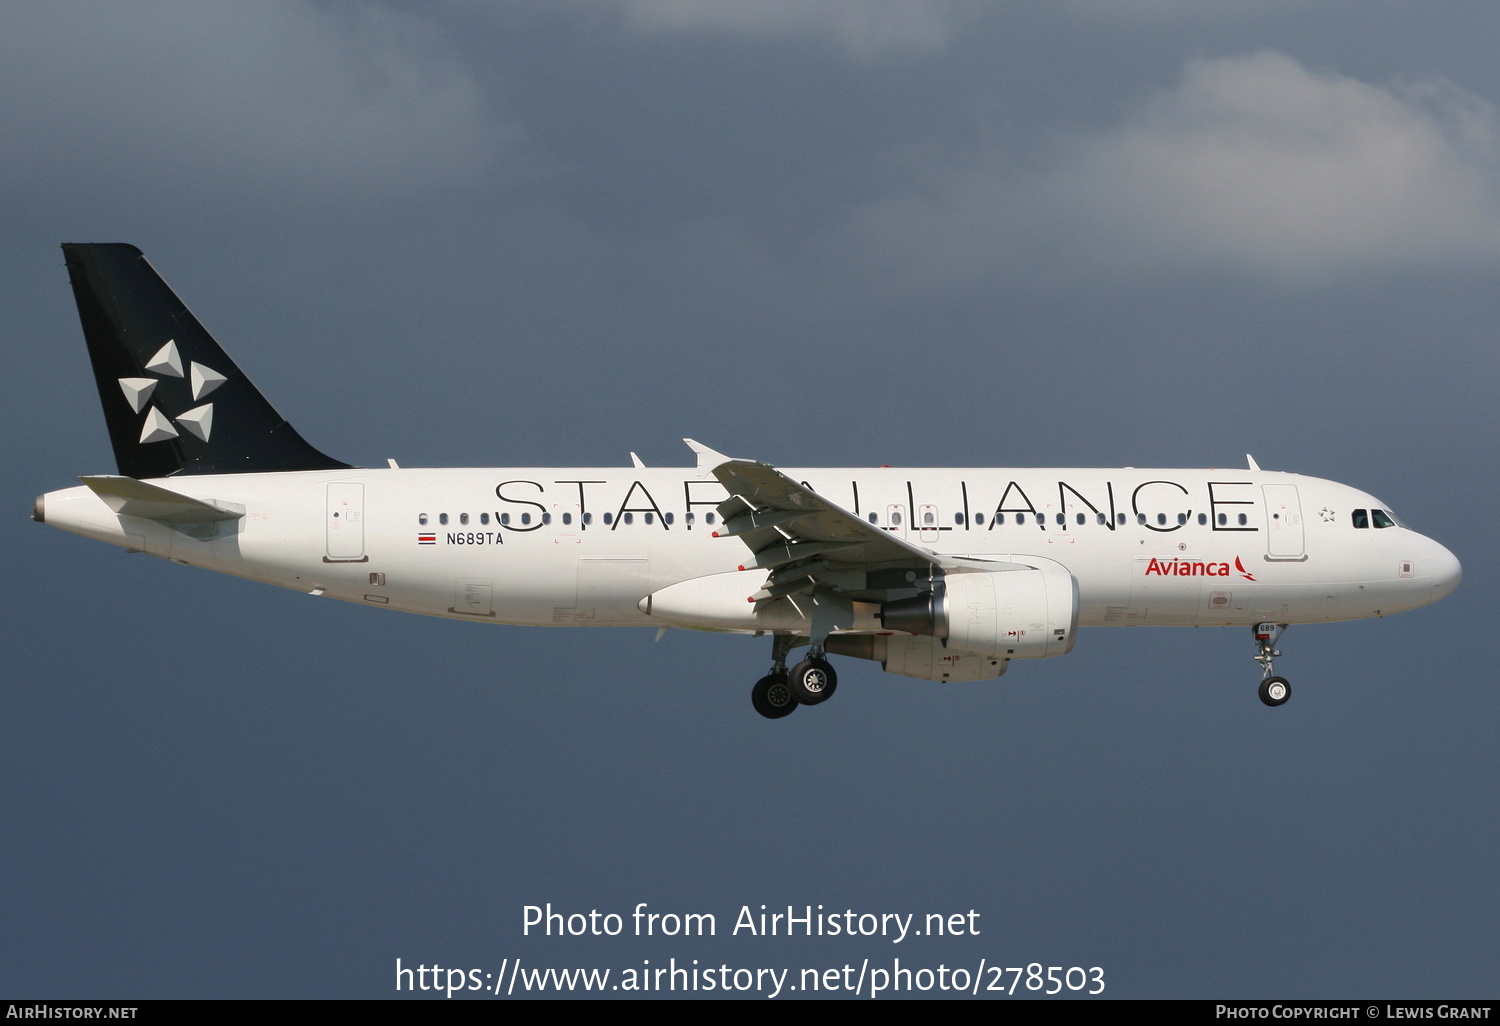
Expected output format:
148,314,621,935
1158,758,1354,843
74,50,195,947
521,513,531,525
1157,513,1167,526
1097,513,1106,525
685,513,694,524
955,513,964,525
1077,513,1086,525
480,512,490,525
1177,513,1187,526
1197,513,1207,526
562,512,572,525
500,513,510,525
868,512,878,523
623,512,634,525
892,512,902,526
975,513,985,525
418,513,428,526
542,513,552,525
665,512,674,525
1056,513,1065,526
439,513,449,525
706,513,716,525
1137,514,1147,525
1238,514,1248,525
1372,509,1396,529
603,513,613,525
923,511,935,526
1217,513,1227,526
1117,513,1127,526
583,512,593,525
995,513,1004,524
459,513,469,525
644,513,653,525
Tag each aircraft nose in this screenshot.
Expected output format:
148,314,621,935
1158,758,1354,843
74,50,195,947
1426,537,1462,605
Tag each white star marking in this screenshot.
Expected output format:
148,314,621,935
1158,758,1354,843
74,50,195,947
175,403,214,442
145,339,184,378
118,377,157,413
139,407,179,443
189,362,226,401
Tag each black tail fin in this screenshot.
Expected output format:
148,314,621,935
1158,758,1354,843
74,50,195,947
62,243,352,478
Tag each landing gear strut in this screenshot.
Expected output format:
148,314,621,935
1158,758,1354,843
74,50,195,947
1253,622,1291,707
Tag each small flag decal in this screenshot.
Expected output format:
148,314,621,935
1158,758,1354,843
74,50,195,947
418,533,436,545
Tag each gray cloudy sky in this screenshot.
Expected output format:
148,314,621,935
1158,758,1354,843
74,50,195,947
3,1,1495,999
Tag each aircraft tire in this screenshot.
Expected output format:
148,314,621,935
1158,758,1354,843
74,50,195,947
789,658,838,705
1258,676,1291,707
751,673,798,719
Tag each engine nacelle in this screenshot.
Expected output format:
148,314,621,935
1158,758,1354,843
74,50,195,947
878,568,1078,660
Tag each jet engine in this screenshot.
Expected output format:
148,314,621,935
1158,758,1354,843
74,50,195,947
877,568,1078,660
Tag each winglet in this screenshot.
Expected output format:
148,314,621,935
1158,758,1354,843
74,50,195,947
682,438,733,471
1246,454,1261,471
629,452,646,468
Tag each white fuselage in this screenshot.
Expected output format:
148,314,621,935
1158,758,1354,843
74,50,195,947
39,465,1461,633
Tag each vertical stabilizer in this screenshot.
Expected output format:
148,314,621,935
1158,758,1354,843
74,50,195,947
61,243,351,477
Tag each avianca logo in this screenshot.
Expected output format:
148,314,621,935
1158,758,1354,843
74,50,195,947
1145,556,1256,582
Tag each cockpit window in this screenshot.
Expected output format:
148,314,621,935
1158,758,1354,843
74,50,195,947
1371,509,1397,529
1352,509,1369,529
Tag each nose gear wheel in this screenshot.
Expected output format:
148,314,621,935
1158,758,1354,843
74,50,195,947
1252,623,1291,706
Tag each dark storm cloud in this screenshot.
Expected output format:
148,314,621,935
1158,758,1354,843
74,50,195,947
0,1,515,203
616,0,979,59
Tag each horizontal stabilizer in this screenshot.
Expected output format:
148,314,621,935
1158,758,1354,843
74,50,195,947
80,475,243,524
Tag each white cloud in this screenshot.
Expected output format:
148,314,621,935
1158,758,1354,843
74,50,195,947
0,1,517,202
618,0,973,58
833,51,1500,286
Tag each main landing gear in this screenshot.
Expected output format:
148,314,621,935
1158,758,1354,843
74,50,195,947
1253,622,1291,707
750,635,839,719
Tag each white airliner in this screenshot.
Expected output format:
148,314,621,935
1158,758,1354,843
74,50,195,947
35,245,1462,718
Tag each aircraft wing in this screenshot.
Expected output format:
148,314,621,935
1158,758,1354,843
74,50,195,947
709,458,943,603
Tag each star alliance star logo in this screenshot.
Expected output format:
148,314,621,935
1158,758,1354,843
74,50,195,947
1318,507,1335,523
118,340,226,444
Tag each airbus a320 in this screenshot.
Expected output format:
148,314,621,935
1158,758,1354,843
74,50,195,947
34,245,1462,718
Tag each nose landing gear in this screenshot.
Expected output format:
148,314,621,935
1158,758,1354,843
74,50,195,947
1253,622,1291,707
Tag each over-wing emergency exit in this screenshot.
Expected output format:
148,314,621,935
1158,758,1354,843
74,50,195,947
34,245,1462,718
